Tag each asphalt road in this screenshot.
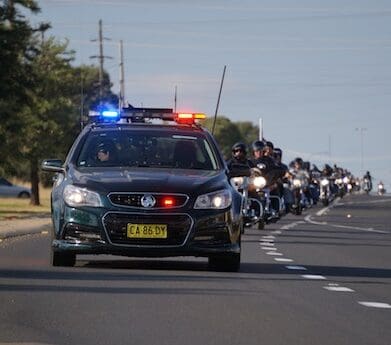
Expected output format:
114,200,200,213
0,193,390,345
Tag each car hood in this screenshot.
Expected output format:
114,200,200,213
68,166,228,196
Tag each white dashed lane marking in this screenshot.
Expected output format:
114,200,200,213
324,286,355,292
285,265,307,271
266,252,283,256
261,246,276,250
274,258,293,262
302,275,327,280
358,302,391,309
259,242,274,246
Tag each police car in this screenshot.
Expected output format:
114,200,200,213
42,105,243,271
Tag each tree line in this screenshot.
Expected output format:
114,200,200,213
0,1,259,205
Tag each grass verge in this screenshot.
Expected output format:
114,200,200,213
0,186,51,220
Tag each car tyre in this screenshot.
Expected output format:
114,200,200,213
208,253,241,272
52,251,76,267
18,191,30,199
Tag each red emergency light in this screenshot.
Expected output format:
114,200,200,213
175,113,206,125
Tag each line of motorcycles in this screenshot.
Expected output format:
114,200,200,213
230,166,359,232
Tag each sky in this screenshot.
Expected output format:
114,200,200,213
27,0,391,187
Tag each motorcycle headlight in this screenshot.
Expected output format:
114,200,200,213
321,179,329,186
293,179,302,187
63,185,103,207
230,177,244,188
194,189,232,209
343,176,349,184
253,176,267,189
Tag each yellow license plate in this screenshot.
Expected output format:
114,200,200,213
127,224,168,239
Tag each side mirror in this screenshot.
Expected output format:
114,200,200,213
41,159,64,173
228,163,251,178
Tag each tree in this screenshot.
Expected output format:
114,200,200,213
203,116,243,159
0,0,41,174
236,121,259,147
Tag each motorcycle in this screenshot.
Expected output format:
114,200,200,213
377,182,386,195
334,176,346,198
319,176,333,206
362,178,372,194
231,173,264,232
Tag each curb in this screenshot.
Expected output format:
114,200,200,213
0,221,51,241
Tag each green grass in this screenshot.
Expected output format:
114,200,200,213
0,186,51,220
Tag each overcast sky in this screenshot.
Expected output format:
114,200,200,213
30,0,391,186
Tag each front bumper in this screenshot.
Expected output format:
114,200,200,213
53,206,241,258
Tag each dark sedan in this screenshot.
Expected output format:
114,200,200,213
42,111,244,271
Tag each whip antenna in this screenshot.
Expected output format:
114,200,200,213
212,65,226,135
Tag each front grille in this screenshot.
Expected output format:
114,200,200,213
108,193,188,209
103,212,192,246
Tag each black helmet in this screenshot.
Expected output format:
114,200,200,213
265,141,274,150
232,142,247,154
274,148,282,157
294,157,303,166
252,140,265,152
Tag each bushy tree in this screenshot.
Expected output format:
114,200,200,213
204,116,258,159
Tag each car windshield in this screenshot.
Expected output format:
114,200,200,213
77,129,219,170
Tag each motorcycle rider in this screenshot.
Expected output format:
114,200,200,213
251,141,285,218
274,148,294,212
226,142,255,170
363,171,373,191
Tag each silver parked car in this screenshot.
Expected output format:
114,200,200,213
0,178,31,198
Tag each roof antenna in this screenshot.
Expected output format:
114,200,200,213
212,65,226,135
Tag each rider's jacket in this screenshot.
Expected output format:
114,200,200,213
226,157,255,170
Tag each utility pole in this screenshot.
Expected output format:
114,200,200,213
174,85,177,112
119,40,125,108
259,118,263,140
90,19,112,104
355,127,367,174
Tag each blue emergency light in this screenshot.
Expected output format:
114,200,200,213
101,110,119,118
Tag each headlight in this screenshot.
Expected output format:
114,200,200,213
321,179,329,186
336,178,343,184
252,176,266,189
63,185,103,207
343,176,349,184
293,179,302,187
230,177,244,188
194,189,232,209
